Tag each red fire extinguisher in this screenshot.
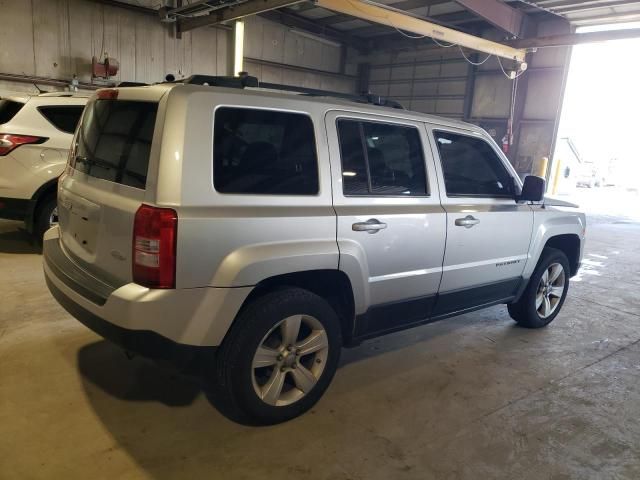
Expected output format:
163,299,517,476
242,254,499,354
501,134,510,154
502,121,513,154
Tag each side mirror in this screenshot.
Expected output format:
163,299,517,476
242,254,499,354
519,175,546,202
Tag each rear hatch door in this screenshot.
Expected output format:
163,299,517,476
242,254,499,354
57,88,165,287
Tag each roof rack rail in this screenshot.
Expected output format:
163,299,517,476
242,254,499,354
117,81,149,87
182,74,259,88
181,73,404,109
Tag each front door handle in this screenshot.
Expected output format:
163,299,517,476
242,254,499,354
455,215,480,228
352,219,387,234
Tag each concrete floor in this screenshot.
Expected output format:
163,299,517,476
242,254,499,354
1,212,640,479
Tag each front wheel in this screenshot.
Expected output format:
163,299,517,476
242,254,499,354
508,248,570,328
207,288,342,424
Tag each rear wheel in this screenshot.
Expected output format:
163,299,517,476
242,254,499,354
208,287,342,424
508,248,570,328
34,195,58,242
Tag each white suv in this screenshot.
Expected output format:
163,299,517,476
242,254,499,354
43,77,585,424
0,92,87,238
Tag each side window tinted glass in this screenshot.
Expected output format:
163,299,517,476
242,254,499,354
213,107,319,195
434,131,514,197
0,100,25,124
337,119,427,196
39,106,85,134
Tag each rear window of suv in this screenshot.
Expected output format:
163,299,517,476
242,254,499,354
72,99,158,189
0,99,25,124
213,107,319,195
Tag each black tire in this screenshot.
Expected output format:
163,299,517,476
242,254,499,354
34,195,57,242
508,247,570,328
207,287,342,425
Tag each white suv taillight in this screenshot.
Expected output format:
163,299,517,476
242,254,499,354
133,204,178,289
0,134,46,156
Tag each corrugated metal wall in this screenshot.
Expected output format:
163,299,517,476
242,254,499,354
0,0,227,95
353,19,571,177
243,16,355,94
0,0,355,96
362,47,470,119
469,19,571,176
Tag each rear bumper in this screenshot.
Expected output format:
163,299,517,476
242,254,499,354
43,227,252,350
45,276,207,367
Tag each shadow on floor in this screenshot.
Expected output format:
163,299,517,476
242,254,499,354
73,311,539,478
77,341,201,407
76,307,522,418
0,226,40,254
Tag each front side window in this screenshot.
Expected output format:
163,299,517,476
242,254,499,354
434,131,515,198
213,107,319,195
337,119,427,196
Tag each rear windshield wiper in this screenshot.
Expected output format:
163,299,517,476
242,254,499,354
75,155,112,170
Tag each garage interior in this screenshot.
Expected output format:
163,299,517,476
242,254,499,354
1,0,640,478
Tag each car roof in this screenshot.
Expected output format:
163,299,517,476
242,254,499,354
37,91,91,98
2,92,90,104
115,82,481,134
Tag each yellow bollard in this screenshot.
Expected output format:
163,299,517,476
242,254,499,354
552,157,563,195
535,156,549,178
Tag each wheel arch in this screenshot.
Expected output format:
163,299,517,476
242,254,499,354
236,270,356,346
26,178,58,232
544,234,581,276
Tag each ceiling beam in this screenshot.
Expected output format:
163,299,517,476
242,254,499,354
349,10,479,38
312,0,452,27
506,27,640,49
179,0,306,32
86,0,157,15
454,0,526,37
314,0,527,62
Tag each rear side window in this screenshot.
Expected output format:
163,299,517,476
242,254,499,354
0,99,25,124
434,131,514,198
337,119,427,196
38,106,85,134
73,100,157,189
213,107,319,195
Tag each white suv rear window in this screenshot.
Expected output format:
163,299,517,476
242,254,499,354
72,99,157,189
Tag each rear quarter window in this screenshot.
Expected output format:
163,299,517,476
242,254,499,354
38,105,85,134
213,107,319,195
0,99,25,124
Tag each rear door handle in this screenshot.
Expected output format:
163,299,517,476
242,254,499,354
455,215,480,228
352,219,387,234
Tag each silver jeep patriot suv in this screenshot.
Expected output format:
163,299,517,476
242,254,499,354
43,76,586,424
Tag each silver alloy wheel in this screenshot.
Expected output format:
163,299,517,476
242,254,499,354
251,314,329,407
536,262,566,319
49,207,59,227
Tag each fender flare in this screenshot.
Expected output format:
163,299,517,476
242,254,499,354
524,214,585,280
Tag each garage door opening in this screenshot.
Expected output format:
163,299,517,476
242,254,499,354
551,22,640,220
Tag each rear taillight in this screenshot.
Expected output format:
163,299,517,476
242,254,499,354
133,204,178,289
0,134,46,156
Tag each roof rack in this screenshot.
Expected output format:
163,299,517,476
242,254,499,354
117,81,149,87
181,74,404,109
